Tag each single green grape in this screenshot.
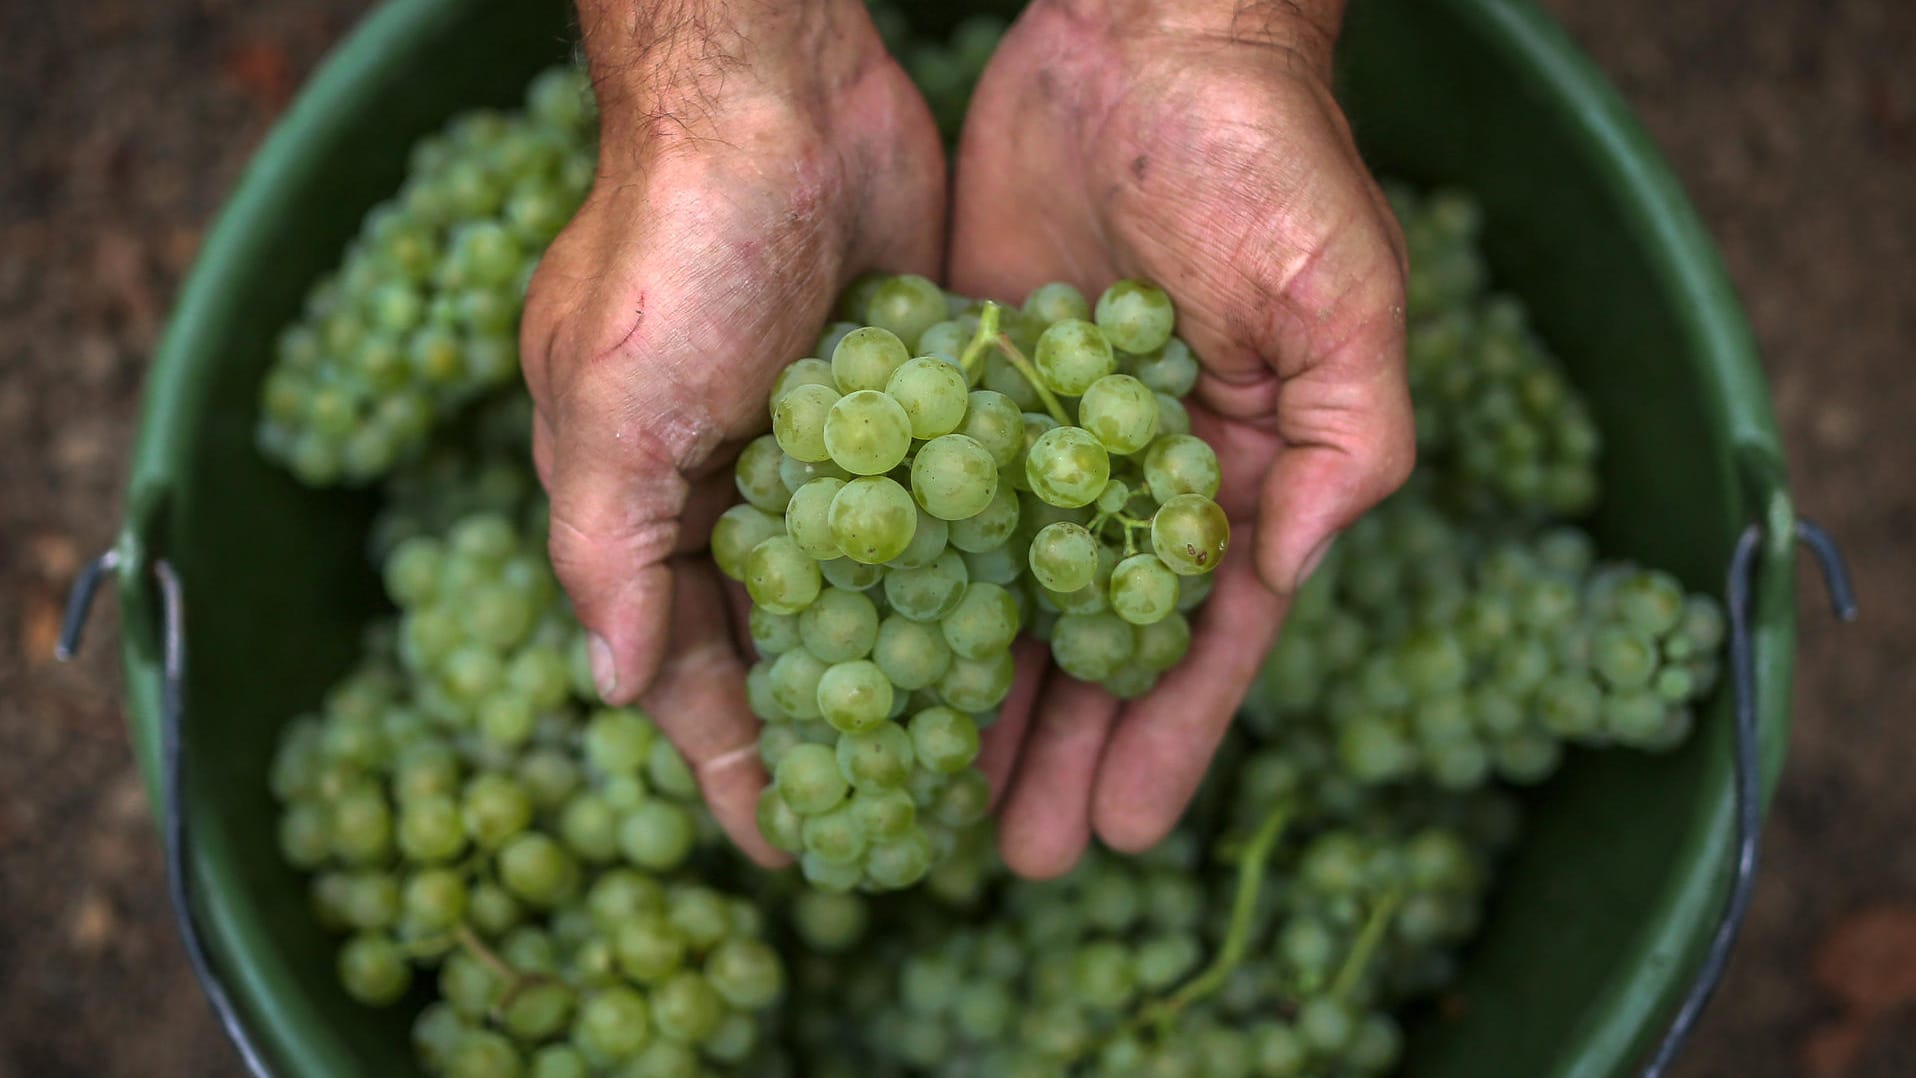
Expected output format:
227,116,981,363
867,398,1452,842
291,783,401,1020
1034,319,1117,396
801,803,868,865
756,785,805,851
1078,374,1160,454
824,389,912,476
1109,554,1180,626
798,587,880,663
1133,611,1191,672
773,382,840,463
1050,612,1136,682
1024,281,1091,325
937,651,1016,711
711,505,784,582
1094,279,1175,354
775,743,849,816
816,659,895,733
575,986,652,1061
873,615,954,691
940,582,1021,659
948,483,1021,553
957,389,1026,469
909,707,981,774
828,475,918,564
850,787,917,841
836,721,915,790
734,435,790,512
884,549,969,621
866,830,935,890
915,319,972,368
499,831,578,906
768,647,830,720
744,535,822,614
1133,338,1198,398
1150,493,1229,575
338,933,411,1005
1026,426,1111,508
1143,434,1222,502
706,936,784,1011
887,356,971,439
888,505,950,570
832,326,910,393
911,434,999,520
619,799,695,872
749,606,801,657
1027,523,1101,593
865,274,948,351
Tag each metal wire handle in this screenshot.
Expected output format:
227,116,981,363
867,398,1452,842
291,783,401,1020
58,519,1858,1078
1640,519,1857,1077
58,553,274,1078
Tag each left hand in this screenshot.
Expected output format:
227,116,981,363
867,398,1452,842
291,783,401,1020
949,0,1415,876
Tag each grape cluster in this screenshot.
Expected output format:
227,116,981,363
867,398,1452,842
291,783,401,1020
1389,185,1602,519
275,511,790,1076
776,734,1513,1078
720,273,1229,892
1251,489,1725,791
255,66,595,486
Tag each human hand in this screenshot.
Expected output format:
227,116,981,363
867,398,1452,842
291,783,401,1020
521,0,946,864
950,0,1414,875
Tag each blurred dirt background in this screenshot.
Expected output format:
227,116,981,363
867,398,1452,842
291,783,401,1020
1,0,1909,1075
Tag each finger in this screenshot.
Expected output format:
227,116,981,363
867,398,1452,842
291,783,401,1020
638,558,788,868
997,674,1121,879
1092,540,1286,852
543,414,688,706
1256,323,1413,594
977,638,1049,808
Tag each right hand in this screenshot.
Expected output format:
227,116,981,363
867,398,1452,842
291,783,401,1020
520,0,946,864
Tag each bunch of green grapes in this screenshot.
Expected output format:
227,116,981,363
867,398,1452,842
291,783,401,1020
255,66,595,487
1250,490,1726,791
271,650,789,1076
717,272,1228,892
1388,185,1602,519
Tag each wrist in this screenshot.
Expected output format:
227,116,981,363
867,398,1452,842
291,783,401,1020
578,0,889,147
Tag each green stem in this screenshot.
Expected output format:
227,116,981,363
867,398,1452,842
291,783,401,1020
1154,802,1293,1015
959,302,1002,381
1330,889,1404,1001
455,922,551,1014
992,332,1073,427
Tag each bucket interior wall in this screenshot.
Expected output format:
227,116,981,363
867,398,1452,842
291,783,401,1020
136,0,1779,1074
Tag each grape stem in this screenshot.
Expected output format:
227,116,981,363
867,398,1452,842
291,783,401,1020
1330,888,1404,1001
454,922,553,1014
958,302,1001,382
1126,800,1294,1040
989,329,1074,428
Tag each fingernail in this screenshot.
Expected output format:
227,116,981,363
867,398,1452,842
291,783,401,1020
588,633,618,702
1295,535,1336,591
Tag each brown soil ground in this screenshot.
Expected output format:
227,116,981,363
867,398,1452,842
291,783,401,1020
1,1,1909,1075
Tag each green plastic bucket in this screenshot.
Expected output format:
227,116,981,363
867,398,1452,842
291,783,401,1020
83,0,1823,1074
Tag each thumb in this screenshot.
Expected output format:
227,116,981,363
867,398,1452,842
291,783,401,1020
1255,251,1414,593
537,391,700,705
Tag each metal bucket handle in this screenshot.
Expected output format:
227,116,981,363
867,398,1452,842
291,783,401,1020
55,519,1858,1078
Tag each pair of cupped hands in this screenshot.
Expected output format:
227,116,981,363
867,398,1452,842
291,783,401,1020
521,0,1413,878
